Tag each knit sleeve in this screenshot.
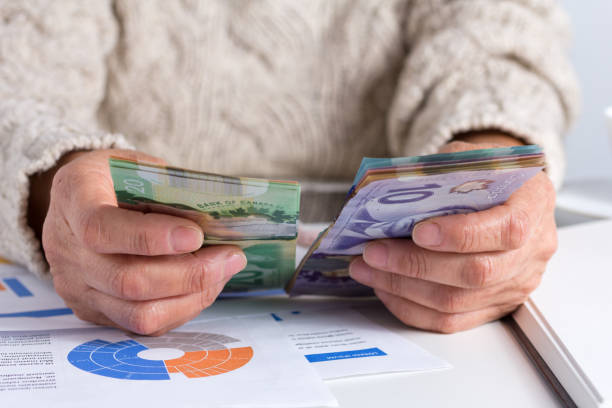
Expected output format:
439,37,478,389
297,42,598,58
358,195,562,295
0,1,131,276
387,0,580,189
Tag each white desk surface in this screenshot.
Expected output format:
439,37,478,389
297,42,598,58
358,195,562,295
204,296,562,408
529,219,612,407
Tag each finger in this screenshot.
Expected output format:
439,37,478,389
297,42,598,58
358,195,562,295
297,227,322,247
74,205,204,255
85,279,229,335
69,305,121,329
70,295,192,337
84,245,247,300
436,140,482,154
145,310,205,337
358,240,515,288
59,275,186,335
351,258,536,313
375,289,516,333
54,150,201,256
54,149,167,212
58,286,122,329
411,173,553,253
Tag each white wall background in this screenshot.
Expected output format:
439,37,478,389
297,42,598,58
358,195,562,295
560,0,612,183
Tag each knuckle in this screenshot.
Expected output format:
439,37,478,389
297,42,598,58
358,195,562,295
505,209,529,249
434,313,462,334
386,273,405,295
79,210,105,251
396,250,428,279
522,274,542,297
129,229,156,256
187,260,212,293
199,290,216,310
111,264,147,300
464,256,495,288
458,221,477,252
436,289,465,313
127,303,163,335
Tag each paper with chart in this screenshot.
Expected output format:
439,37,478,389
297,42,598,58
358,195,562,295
272,308,451,379
0,263,88,330
1,262,450,378
0,315,337,408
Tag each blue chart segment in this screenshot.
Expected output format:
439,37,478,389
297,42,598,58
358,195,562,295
68,340,170,380
0,308,73,318
68,332,254,381
2,278,33,297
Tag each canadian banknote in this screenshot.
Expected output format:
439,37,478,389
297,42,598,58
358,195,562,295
288,146,545,296
108,146,544,297
109,158,300,293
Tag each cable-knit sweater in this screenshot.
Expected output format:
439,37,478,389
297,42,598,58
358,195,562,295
0,0,580,277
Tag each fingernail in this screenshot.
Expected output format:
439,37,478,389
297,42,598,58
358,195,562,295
171,226,203,252
224,251,247,276
349,260,373,284
363,242,388,269
413,222,442,247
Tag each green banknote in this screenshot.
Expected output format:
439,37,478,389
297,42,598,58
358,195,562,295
109,158,300,293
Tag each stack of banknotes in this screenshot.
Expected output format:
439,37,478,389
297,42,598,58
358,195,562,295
109,158,300,293
288,145,545,296
110,145,544,297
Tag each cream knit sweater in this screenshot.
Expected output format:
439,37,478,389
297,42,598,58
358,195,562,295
0,0,579,276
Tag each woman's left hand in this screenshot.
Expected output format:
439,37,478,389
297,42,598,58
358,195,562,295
349,136,558,333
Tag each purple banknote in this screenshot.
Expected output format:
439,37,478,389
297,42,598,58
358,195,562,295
289,166,543,296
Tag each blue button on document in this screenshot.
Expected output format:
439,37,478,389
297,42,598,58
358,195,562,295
305,347,387,363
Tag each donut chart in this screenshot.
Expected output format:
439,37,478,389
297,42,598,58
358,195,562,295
67,332,253,380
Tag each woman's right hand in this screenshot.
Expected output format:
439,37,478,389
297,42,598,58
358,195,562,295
40,149,246,335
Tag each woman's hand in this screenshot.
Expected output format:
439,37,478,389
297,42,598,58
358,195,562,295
38,149,246,335
349,134,557,333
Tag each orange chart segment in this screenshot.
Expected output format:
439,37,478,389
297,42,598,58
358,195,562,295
164,347,253,378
